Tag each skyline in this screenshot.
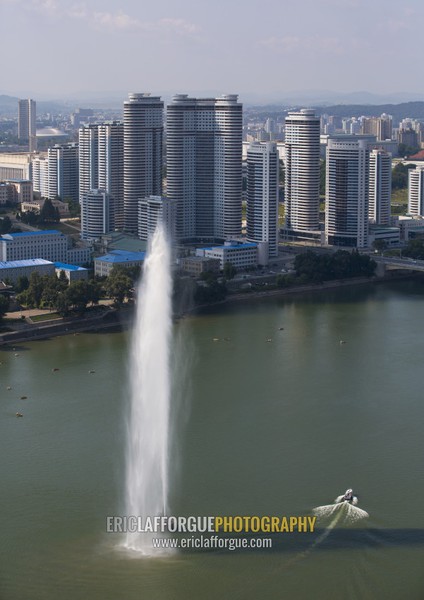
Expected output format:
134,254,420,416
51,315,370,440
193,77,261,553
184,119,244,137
1,0,424,100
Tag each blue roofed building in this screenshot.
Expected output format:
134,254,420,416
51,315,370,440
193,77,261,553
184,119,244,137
196,240,258,270
0,258,55,284
54,262,89,282
0,229,91,266
94,250,146,277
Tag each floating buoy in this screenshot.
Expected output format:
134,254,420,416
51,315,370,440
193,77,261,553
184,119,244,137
20,396,27,400
52,368,60,372
16,412,23,418
340,340,346,345
89,370,95,374
212,338,219,342
266,338,272,343
7,386,12,390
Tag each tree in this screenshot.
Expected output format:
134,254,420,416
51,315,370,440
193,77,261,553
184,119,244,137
403,238,424,260
392,163,415,190
0,294,9,320
104,267,132,305
27,271,44,308
15,275,29,294
39,199,60,223
0,216,12,234
54,291,70,316
372,239,387,255
66,280,91,314
223,261,237,280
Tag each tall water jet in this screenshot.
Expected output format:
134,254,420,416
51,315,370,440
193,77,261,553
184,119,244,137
124,224,172,553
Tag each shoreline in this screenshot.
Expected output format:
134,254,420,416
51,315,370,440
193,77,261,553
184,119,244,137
0,272,416,346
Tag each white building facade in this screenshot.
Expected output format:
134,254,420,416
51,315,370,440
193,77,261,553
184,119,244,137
246,141,279,259
408,166,424,217
369,149,392,225
98,121,124,229
137,195,175,242
284,109,321,236
166,94,242,242
81,189,114,240
123,93,163,234
0,230,90,265
325,137,369,248
47,143,79,202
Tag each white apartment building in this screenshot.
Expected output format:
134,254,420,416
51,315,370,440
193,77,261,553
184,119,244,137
18,98,37,151
284,109,321,236
81,189,114,240
196,241,258,270
369,149,392,225
98,121,124,229
124,93,163,234
47,143,79,202
167,94,242,242
79,124,99,203
408,165,424,217
0,230,90,265
137,195,175,242
325,137,369,248
246,142,279,259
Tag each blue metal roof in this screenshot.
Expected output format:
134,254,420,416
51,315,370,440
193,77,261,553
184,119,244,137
96,250,146,264
54,262,87,272
0,258,53,269
2,230,63,239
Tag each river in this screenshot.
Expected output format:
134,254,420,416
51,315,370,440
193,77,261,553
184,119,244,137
1,281,423,599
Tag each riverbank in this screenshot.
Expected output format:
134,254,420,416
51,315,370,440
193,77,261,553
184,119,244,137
183,271,416,316
0,272,416,346
0,306,133,346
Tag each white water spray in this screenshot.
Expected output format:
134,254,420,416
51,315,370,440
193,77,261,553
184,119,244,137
123,225,172,553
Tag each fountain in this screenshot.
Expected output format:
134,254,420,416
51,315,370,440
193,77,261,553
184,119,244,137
123,224,172,553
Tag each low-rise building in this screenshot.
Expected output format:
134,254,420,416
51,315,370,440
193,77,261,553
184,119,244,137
392,215,424,241
0,230,91,266
0,258,55,284
94,250,146,277
180,256,220,277
54,262,89,282
21,198,70,217
196,241,258,270
368,225,400,247
0,179,32,205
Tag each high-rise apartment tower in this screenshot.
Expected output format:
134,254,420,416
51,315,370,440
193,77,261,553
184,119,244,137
123,93,163,234
284,109,320,237
166,94,242,242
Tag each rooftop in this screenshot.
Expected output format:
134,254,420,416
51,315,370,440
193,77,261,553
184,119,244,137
1,230,63,240
54,262,88,272
95,250,146,264
101,231,147,253
203,243,258,251
0,258,53,269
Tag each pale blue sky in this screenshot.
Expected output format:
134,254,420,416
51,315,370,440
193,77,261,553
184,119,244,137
1,0,423,100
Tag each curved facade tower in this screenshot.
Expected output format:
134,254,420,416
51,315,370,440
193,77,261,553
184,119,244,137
167,94,242,242
124,93,163,234
81,189,114,240
284,109,320,235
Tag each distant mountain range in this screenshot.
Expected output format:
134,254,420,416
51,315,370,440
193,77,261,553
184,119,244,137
2,90,424,121
0,95,69,116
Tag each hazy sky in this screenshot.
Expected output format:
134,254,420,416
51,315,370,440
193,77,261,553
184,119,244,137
1,0,423,99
